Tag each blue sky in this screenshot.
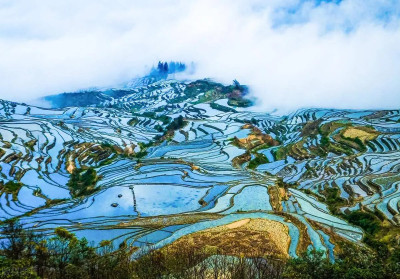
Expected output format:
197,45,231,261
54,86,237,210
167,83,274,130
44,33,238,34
0,0,399,111
270,0,399,29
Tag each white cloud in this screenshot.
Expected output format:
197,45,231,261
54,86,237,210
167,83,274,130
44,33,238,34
0,0,399,111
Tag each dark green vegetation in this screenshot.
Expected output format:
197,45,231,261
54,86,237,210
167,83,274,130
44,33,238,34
284,245,400,279
346,211,381,235
341,208,400,261
124,115,188,159
248,153,269,170
154,115,188,142
65,142,133,169
127,117,139,126
173,79,253,107
309,177,400,256
0,221,135,279
24,139,37,152
1,221,399,279
210,102,237,113
67,168,100,198
272,145,292,161
0,181,23,201
227,97,252,108
319,187,347,214
1,180,23,194
314,182,400,272
265,120,379,163
150,61,186,78
166,115,186,131
132,112,171,125
230,124,279,169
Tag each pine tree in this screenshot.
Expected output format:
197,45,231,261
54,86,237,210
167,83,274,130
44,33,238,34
163,62,169,73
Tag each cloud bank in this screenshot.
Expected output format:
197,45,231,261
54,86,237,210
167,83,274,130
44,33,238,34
0,0,399,111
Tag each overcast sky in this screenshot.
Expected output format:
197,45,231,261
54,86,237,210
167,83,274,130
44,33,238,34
0,0,399,111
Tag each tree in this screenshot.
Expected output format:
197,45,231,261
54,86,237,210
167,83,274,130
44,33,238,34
169,61,176,73
284,250,335,279
0,220,37,261
0,220,40,279
233,79,241,89
163,62,169,73
157,61,163,72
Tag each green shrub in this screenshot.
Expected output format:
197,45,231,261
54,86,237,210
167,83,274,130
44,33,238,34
2,181,23,193
345,211,381,235
67,168,99,198
323,187,346,214
210,102,236,113
1,220,399,279
166,115,186,131
248,153,268,169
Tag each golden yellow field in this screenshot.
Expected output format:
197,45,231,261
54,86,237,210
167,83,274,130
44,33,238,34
166,218,291,258
342,127,378,142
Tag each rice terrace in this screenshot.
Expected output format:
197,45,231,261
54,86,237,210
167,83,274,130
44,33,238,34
1,1,400,278
0,74,400,277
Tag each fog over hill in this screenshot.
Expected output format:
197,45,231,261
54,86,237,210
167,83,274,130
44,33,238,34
2,2,400,278
0,0,400,111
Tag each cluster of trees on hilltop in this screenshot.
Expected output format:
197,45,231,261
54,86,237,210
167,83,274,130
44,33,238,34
150,61,186,78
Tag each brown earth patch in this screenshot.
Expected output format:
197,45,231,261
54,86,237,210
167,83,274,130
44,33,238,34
232,152,251,168
342,127,378,143
268,186,283,212
233,125,279,150
225,219,250,229
119,213,222,229
166,218,291,259
276,212,312,255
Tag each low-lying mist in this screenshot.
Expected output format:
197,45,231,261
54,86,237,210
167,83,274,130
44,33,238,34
0,0,399,112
